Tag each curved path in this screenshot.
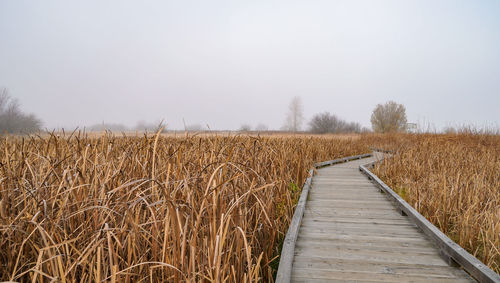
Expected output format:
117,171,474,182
290,153,474,282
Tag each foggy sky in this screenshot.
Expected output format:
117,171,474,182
1,0,499,131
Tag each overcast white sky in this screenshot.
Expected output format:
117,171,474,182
1,0,499,131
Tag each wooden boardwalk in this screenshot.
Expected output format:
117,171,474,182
290,154,475,282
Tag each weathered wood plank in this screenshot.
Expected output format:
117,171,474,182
298,226,427,238
294,244,442,258
314,175,372,178
295,237,436,250
314,180,374,184
360,163,500,283
309,190,385,195
305,199,395,208
278,153,479,283
291,278,473,283
292,257,470,277
302,215,414,225
291,266,473,280
305,205,396,211
293,249,448,266
314,176,372,179
297,232,435,246
310,186,381,190
295,240,438,254
275,171,313,282
307,195,388,201
276,154,377,283
303,210,410,219
300,219,417,229
291,269,474,283
305,207,399,213
310,192,384,197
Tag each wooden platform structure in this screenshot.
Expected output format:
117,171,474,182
280,153,481,282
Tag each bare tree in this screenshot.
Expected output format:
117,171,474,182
309,112,362,134
0,88,42,134
309,112,341,134
238,124,251,132
370,101,407,133
283,96,304,132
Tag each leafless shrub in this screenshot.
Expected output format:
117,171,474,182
309,112,362,134
0,88,42,134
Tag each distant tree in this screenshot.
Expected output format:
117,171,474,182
185,124,202,132
135,120,166,133
345,121,362,133
309,112,362,134
255,123,269,132
239,124,251,132
0,88,42,134
309,112,342,134
89,122,129,132
360,127,372,133
283,96,304,132
370,101,407,133
443,126,457,134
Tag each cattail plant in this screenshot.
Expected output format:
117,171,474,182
0,132,368,282
371,133,500,273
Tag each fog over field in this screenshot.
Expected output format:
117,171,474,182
1,0,499,131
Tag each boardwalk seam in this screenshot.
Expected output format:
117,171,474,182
275,153,372,283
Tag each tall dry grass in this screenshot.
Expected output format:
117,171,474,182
372,133,500,273
0,132,368,282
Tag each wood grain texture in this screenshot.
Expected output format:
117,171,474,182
276,154,375,283
287,153,476,283
360,160,500,283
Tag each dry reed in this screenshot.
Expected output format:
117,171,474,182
0,132,368,282
371,133,500,273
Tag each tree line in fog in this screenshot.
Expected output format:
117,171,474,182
4,90,495,135
0,88,42,134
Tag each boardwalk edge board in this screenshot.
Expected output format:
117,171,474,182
313,153,372,169
359,161,500,283
275,153,373,283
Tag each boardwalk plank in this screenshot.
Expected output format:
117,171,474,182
295,240,438,254
294,248,447,266
300,219,418,229
289,154,474,282
295,237,436,250
292,257,471,277
291,269,474,283
303,210,409,218
302,216,415,225
296,232,435,245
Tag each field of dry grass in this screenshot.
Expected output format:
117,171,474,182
1,132,499,281
0,132,369,282
371,133,500,273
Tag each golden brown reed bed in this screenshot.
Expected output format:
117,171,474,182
372,133,500,273
0,133,368,282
